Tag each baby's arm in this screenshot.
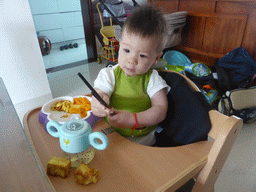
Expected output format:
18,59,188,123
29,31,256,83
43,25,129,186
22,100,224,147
108,88,168,128
137,88,168,127
91,88,111,117
92,66,116,117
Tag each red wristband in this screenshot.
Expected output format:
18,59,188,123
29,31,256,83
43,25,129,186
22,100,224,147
132,113,141,136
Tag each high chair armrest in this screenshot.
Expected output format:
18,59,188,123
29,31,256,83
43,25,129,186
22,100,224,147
192,114,243,192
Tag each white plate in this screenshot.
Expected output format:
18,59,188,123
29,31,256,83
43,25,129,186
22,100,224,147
42,96,92,124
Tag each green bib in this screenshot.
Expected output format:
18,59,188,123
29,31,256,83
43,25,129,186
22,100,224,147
105,66,157,137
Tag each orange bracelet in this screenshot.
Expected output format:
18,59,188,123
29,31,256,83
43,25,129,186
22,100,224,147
132,113,142,137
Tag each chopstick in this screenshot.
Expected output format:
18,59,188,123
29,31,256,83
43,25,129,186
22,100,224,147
78,73,110,109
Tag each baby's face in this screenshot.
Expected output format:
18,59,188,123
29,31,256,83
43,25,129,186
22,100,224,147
118,30,162,77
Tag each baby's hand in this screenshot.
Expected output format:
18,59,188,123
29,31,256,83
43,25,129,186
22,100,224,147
108,109,134,129
91,91,110,117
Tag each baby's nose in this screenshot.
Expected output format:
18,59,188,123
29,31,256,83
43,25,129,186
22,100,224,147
129,56,138,65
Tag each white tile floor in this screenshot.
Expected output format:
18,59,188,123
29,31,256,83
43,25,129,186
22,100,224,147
215,121,256,192
16,58,256,191
47,61,104,98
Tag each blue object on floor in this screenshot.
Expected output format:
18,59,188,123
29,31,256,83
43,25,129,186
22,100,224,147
163,50,191,66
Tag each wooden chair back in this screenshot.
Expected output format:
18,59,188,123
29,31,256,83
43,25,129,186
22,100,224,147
192,111,242,191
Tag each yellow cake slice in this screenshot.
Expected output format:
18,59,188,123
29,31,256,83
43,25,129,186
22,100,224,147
46,157,71,178
74,163,99,185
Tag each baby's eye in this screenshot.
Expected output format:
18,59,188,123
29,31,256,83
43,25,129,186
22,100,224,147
124,49,130,53
140,54,147,58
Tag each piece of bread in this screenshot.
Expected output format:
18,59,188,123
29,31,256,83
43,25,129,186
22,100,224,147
74,163,99,185
47,157,71,178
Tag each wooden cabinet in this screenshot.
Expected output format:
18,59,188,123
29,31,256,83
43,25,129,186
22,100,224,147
148,0,256,66
184,13,247,54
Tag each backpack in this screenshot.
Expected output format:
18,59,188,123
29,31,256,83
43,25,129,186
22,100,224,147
215,47,256,94
215,47,256,123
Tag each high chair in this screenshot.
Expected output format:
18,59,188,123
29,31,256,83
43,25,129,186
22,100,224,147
96,2,119,63
155,70,243,191
22,70,243,191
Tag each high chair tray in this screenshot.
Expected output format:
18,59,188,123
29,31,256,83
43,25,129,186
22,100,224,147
23,107,212,192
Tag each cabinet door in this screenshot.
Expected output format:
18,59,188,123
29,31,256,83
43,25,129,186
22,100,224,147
59,12,83,28
183,13,247,54
202,14,247,54
39,29,64,44
57,0,81,12
33,14,62,31
63,26,85,41
28,0,59,15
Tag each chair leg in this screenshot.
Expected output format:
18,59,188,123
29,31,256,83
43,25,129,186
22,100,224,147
192,183,214,192
110,42,115,62
101,47,104,61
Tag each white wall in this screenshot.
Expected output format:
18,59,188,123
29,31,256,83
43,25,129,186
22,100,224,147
0,0,52,109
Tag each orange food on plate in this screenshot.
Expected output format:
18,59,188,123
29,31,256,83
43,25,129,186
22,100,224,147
69,97,91,118
69,106,87,118
51,97,91,118
73,97,91,106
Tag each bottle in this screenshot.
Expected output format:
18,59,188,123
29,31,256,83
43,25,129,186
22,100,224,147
47,114,108,167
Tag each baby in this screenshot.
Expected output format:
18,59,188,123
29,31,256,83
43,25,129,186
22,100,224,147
92,5,170,146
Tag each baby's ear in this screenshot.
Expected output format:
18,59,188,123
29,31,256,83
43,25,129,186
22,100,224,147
158,52,163,59
153,52,163,65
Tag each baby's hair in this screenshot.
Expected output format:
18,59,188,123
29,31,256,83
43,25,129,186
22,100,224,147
122,4,167,52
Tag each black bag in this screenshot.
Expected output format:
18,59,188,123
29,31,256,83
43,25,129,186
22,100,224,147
216,47,256,93
155,71,212,147
215,47,256,123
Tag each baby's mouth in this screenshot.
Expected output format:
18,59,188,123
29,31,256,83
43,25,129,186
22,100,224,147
125,67,135,72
